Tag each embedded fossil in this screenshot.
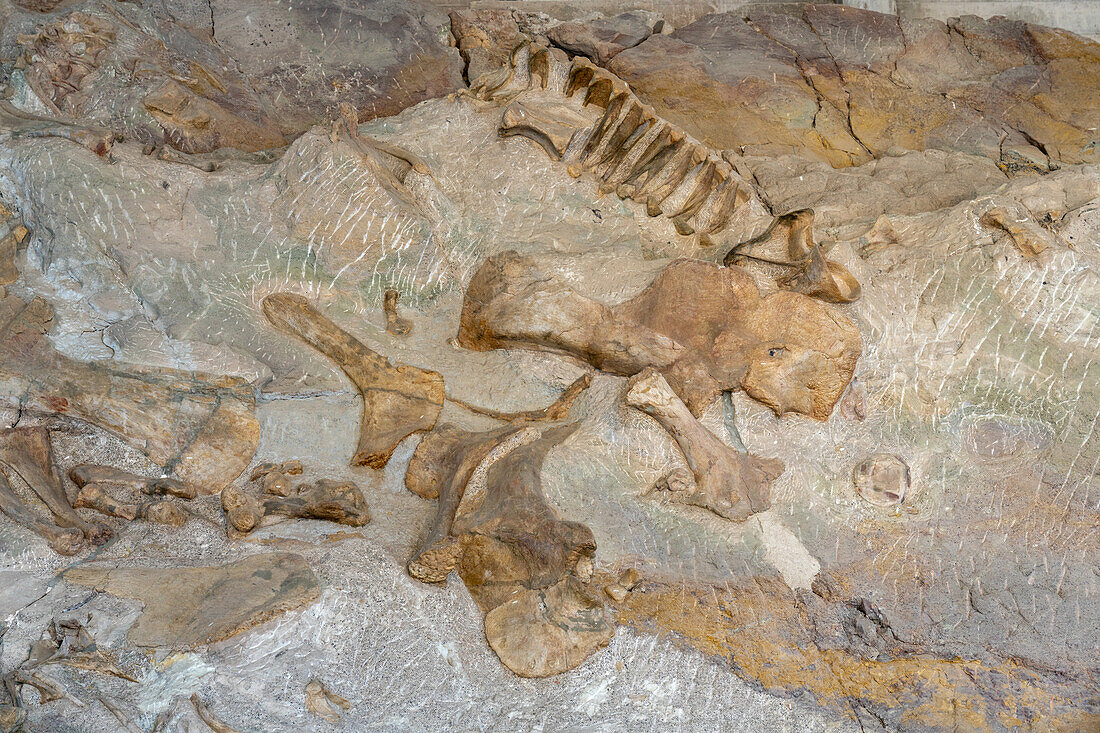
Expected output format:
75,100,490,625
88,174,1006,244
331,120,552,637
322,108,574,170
70,464,197,501
383,289,413,336
0,427,111,544
406,421,607,676
98,697,143,733
190,693,242,733
459,252,862,419
626,369,783,521
0,293,259,494
979,206,1056,258
0,100,114,157
73,484,187,527
0,469,83,555
725,209,861,303
446,374,592,423
262,293,444,468
853,454,910,507
0,209,28,286
484,43,757,245
221,477,370,534
304,679,351,723
249,460,303,497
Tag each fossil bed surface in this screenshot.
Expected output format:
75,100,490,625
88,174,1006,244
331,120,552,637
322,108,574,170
0,1,1097,732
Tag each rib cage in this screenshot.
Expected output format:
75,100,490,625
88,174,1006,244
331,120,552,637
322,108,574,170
477,43,758,245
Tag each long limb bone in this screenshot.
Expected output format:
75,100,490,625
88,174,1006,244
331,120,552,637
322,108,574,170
70,464,195,500
626,369,782,521
382,289,413,336
262,293,444,468
0,427,110,544
0,469,83,555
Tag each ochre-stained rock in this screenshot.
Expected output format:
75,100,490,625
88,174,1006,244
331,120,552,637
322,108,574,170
262,293,444,468
63,553,320,647
0,294,259,494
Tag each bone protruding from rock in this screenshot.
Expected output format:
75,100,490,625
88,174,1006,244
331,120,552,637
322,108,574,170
69,464,196,501
0,293,259,494
73,484,186,527
0,469,83,555
0,427,111,544
447,373,592,423
485,42,759,244
190,693,242,733
383,289,413,336
979,206,1054,258
459,252,862,420
249,460,303,497
483,575,614,678
262,293,444,468
626,369,782,521
0,221,28,287
305,679,351,723
221,478,370,534
776,244,862,304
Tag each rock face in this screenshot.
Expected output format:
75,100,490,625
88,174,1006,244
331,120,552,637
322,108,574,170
0,3,1098,732
609,6,1100,170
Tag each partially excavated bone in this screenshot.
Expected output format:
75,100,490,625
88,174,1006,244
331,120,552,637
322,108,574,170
190,693,242,733
979,206,1055,258
249,460,303,497
304,679,351,723
383,289,413,336
447,374,592,423
222,477,370,534
483,575,614,678
0,100,114,157
70,464,196,501
0,427,111,544
0,293,259,494
459,252,862,419
487,43,759,246
626,369,782,521
262,293,444,468
725,209,861,303
406,420,608,676
0,470,83,555
73,484,186,527
0,209,27,287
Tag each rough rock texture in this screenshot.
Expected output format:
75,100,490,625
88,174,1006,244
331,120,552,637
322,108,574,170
0,3,1097,732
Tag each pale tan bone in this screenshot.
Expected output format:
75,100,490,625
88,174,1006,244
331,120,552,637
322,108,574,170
0,100,114,157
11,669,82,707
0,427,111,544
625,369,783,521
459,252,862,420
383,289,413,336
73,484,186,527
0,469,83,555
249,460,303,497
776,244,862,304
446,373,592,423
190,693,242,733
221,479,370,534
487,43,760,245
262,293,444,468
0,221,28,286
483,575,614,678
305,679,351,723
0,294,259,494
69,464,196,501
979,206,1055,258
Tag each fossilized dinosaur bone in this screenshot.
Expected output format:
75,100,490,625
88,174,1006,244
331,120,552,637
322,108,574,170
481,43,757,245
70,464,196,501
261,293,444,468
459,251,862,419
382,289,413,336
725,208,861,304
0,293,259,494
0,469,84,555
0,100,114,157
0,427,111,544
446,374,592,423
221,477,370,534
73,484,187,527
249,460,303,497
626,369,783,521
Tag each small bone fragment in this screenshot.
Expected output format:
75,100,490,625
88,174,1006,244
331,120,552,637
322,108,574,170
484,576,614,678
0,469,83,555
249,461,302,497
305,679,350,722
0,294,259,494
0,427,110,544
447,374,591,423
776,245,862,303
190,693,242,733
70,465,196,500
859,214,898,256
618,568,641,590
383,289,413,336
99,697,144,733
626,369,782,521
262,293,444,468
979,206,1053,258
853,454,910,507
604,583,628,602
